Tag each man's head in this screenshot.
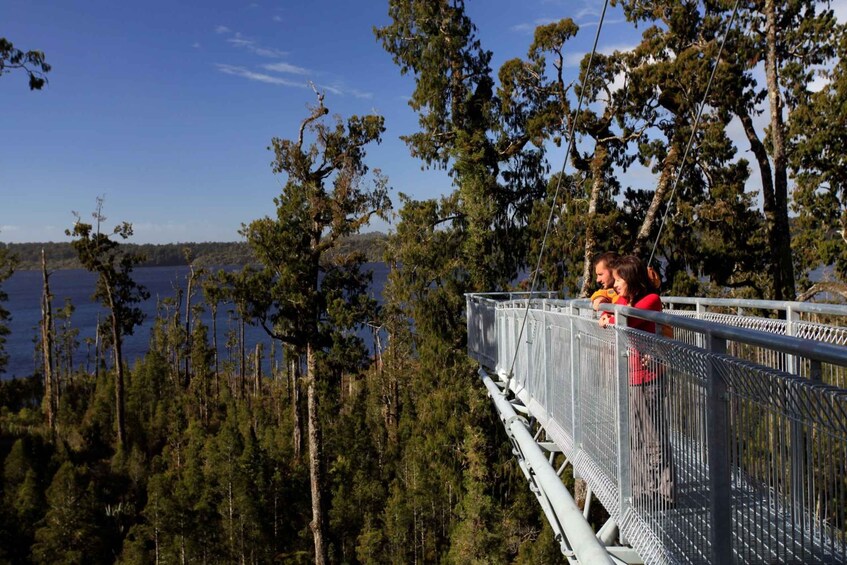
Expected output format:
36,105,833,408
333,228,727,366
594,251,619,290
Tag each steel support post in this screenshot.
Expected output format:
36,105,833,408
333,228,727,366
572,327,582,455
544,310,553,423
786,305,808,525
615,318,632,537
706,332,732,564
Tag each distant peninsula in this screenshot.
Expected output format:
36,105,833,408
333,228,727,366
3,232,388,270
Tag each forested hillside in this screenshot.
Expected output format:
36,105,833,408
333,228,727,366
1,1,846,563
4,232,388,270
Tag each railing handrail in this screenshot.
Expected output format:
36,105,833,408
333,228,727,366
464,291,559,300
597,303,847,368
662,295,847,316
492,297,847,367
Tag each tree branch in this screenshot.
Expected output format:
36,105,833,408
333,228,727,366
298,85,329,150
797,282,847,303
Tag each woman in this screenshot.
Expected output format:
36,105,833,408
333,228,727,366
599,255,676,507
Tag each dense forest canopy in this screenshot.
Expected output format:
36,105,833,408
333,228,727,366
1,1,847,563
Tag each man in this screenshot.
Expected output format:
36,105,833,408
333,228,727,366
591,251,620,310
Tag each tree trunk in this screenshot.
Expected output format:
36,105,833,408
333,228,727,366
184,265,194,387
106,282,126,448
239,317,245,399
634,145,680,256
40,250,55,431
211,305,219,398
797,282,847,302
112,317,126,448
306,343,327,565
290,351,303,462
580,145,608,297
95,314,101,382
764,0,796,301
254,342,262,398
173,290,183,380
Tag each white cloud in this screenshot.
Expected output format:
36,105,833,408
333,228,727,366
579,17,627,29
273,15,283,22
213,29,367,97
574,4,600,20
346,88,374,100
0,225,20,233
564,42,635,68
223,32,287,58
254,47,289,58
318,82,373,99
227,34,255,49
319,83,343,96
216,64,308,88
215,25,231,34
263,62,310,75
192,42,201,49
511,18,557,34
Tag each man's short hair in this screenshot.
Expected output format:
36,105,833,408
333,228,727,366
593,251,620,269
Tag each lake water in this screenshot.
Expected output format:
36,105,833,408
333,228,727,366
2,263,389,379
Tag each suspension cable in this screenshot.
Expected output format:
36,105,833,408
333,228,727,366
647,0,742,267
505,0,610,387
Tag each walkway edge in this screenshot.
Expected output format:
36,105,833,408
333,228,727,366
480,368,616,565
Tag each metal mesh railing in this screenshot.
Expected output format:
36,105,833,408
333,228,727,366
467,294,847,564
664,297,847,389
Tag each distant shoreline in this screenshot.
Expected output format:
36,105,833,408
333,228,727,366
1,232,388,270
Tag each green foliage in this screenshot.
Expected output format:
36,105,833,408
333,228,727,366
0,37,50,90
377,0,543,291
0,375,42,412
0,244,16,375
32,462,108,564
790,18,847,287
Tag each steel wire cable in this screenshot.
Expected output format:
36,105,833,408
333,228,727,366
647,0,742,268
505,0,611,387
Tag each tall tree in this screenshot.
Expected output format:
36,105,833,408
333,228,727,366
31,462,106,563
0,37,50,90
0,243,16,375
376,0,542,291
790,15,847,296
40,249,56,430
614,0,767,295
709,0,838,299
66,198,150,448
499,19,636,294
201,270,228,382
240,91,390,564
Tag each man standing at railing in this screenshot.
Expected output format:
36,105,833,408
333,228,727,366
590,251,620,310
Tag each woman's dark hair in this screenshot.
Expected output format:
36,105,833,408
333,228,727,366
613,255,652,301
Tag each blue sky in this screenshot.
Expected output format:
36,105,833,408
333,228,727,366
3,1,650,243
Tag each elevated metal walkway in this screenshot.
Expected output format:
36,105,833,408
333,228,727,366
466,293,847,564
